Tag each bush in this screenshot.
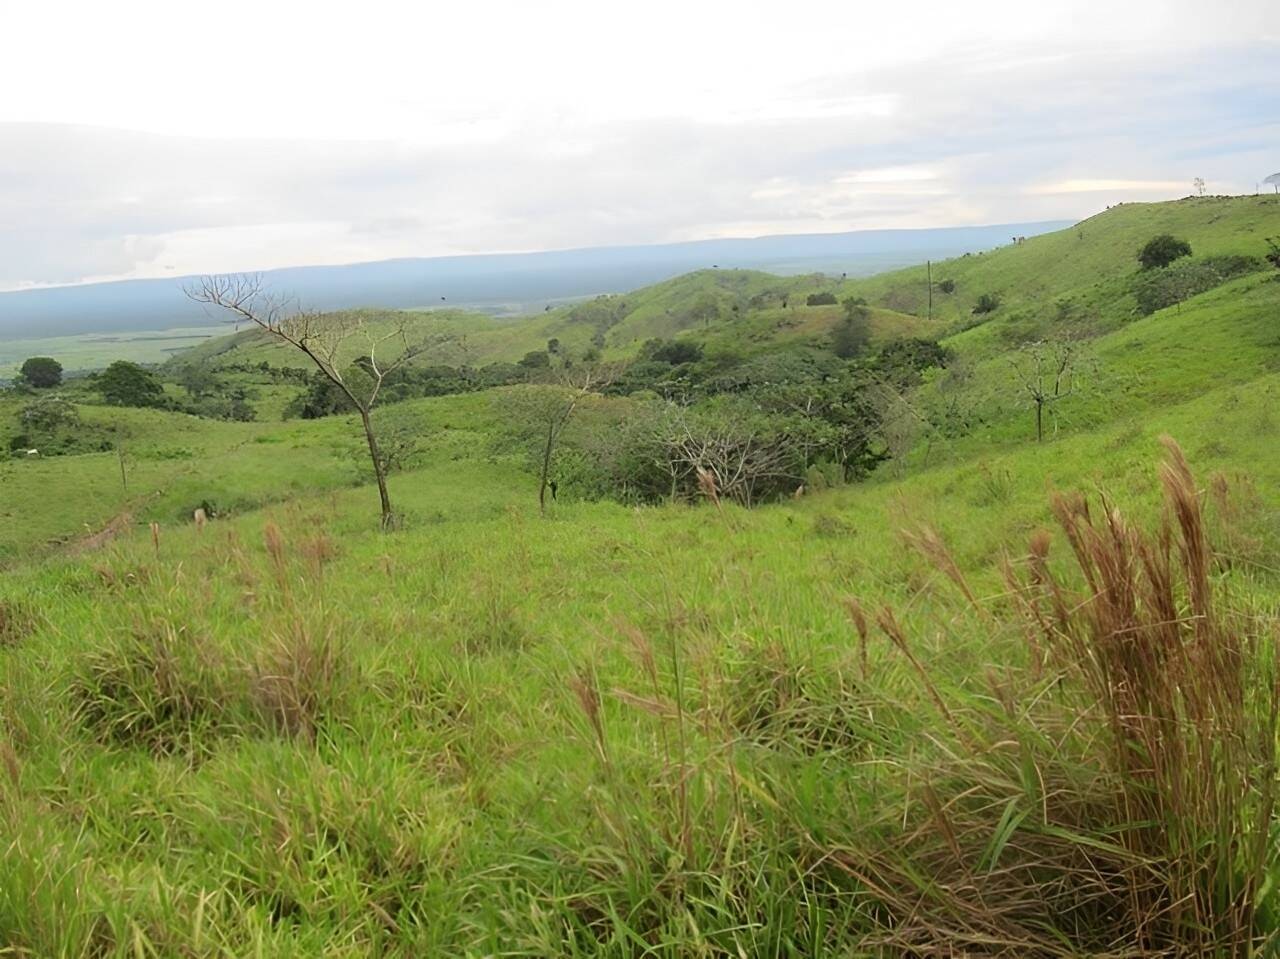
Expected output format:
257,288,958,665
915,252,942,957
1132,254,1264,315
972,292,1001,315
937,278,956,294
875,338,950,386
10,397,115,456
19,396,79,433
1264,237,1280,270
642,339,704,366
1138,233,1192,270
805,292,838,306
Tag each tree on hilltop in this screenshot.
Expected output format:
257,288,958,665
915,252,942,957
187,274,441,529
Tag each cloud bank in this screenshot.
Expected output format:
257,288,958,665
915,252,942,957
0,0,1276,288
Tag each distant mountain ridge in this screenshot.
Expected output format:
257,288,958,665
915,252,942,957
0,221,1071,338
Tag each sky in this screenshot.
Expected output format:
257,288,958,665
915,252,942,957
0,0,1276,289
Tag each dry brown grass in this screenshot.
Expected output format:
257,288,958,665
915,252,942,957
828,438,1278,956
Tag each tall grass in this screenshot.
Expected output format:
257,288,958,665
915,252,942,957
0,440,1275,955
806,438,1278,954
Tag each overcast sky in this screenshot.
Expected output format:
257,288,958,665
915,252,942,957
1,0,1276,289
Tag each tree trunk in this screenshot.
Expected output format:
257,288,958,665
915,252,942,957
538,419,556,514
1035,401,1043,443
360,408,394,528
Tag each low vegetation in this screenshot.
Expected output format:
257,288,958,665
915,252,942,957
1,196,1278,954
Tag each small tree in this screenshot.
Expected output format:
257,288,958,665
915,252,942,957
99,361,165,407
176,364,219,398
937,278,957,294
689,292,721,329
509,366,617,513
1264,237,1280,271
1007,338,1085,442
831,297,871,359
187,274,435,529
1193,177,1206,197
19,357,63,389
1138,234,1192,271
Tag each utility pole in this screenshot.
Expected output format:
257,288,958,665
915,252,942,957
927,260,933,322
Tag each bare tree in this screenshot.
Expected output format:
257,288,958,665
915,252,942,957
660,406,800,507
521,365,618,513
865,380,926,477
1006,338,1086,443
186,274,434,528
1193,177,1206,196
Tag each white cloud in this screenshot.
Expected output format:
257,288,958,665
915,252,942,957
0,0,1276,288
1027,179,1192,194
838,167,940,185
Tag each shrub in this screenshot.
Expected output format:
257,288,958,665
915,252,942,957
19,397,79,434
875,338,949,386
1138,233,1192,270
1264,237,1280,270
972,292,1001,314
805,291,838,306
1132,254,1264,314
937,278,956,294
643,339,704,365
11,397,115,456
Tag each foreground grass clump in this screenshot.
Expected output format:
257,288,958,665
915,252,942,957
0,437,1274,956
809,439,1277,954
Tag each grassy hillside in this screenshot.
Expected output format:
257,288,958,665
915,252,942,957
1,197,1278,954
171,269,932,379
846,195,1280,342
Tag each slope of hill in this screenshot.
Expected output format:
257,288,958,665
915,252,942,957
0,198,1277,955
842,195,1280,345
168,268,931,375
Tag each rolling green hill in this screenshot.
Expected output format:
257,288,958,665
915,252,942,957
170,268,935,378
845,194,1280,344
1,197,1278,955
